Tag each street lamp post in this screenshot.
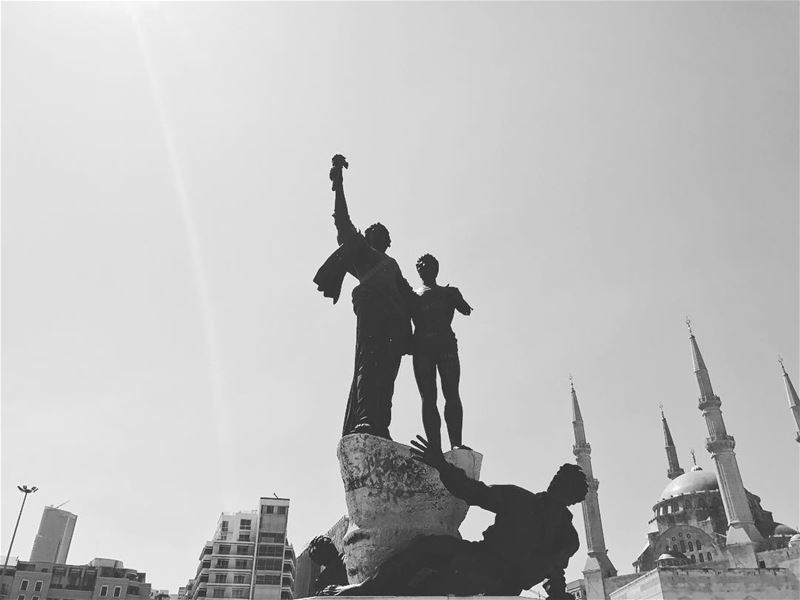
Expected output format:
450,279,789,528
1,486,38,598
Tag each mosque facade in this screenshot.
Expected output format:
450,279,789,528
566,328,800,600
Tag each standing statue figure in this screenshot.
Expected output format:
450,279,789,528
333,436,587,599
411,254,473,450
314,155,413,439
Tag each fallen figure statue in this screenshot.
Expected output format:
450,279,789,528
326,436,588,599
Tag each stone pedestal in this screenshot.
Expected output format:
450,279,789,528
337,434,483,583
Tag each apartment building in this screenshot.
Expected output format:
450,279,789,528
187,498,295,600
0,557,151,600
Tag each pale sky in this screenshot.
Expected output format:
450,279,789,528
2,1,798,595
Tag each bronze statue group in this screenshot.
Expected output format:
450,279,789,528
312,156,588,600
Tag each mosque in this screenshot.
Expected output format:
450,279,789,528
566,327,800,600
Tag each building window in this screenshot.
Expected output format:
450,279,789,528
34,583,43,592
216,559,229,569
680,541,686,552
128,587,139,596
263,506,274,514
696,540,702,551
232,576,244,585
256,558,282,571
688,542,694,551
231,591,243,599
221,521,229,532
219,545,231,555
113,587,121,598
240,520,251,530
281,578,290,587
101,586,108,597
236,546,249,555
21,582,29,592
706,552,712,562
214,575,227,584
212,590,224,598
699,554,704,563
277,507,287,515
235,560,247,570
237,534,250,542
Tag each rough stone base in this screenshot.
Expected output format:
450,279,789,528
338,434,483,583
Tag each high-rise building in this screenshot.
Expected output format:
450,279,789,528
187,498,295,600
30,506,77,564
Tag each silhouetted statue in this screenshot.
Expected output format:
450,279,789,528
308,535,348,594
314,155,413,439
334,437,587,599
411,254,472,450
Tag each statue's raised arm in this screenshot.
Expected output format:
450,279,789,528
330,154,357,246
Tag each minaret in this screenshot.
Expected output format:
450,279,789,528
779,357,800,443
570,377,617,598
687,320,763,563
661,406,685,480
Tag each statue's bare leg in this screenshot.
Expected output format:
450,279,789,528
438,352,464,449
413,353,442,450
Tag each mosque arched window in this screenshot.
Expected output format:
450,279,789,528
699,554,704,563
673,545,679,553
680,541,686,552
706,552,712,562
688,542,694,551
690,555,696,563
696,540,702,551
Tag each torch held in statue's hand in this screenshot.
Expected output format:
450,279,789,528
330,154,349,191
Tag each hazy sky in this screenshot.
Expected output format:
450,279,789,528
2,1,798,595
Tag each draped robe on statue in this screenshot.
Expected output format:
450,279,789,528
314,208,412,439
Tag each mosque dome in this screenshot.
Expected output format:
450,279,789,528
656,551,689,567
656,553,675,561
660,467,718,500
773,523,799,536
789,534,800,547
